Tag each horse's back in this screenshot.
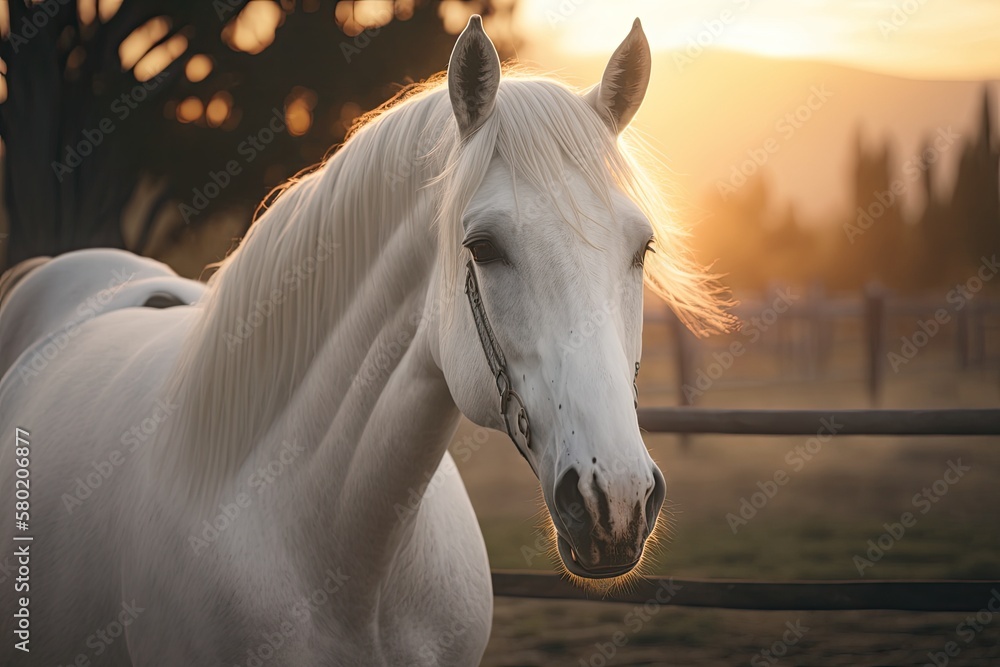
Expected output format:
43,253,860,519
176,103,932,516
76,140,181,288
0,248,203,380
0,303,198,666
0,249,202,665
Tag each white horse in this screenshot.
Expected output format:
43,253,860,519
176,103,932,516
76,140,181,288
0,17,732,666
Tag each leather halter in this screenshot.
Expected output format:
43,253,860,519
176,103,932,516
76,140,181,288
465,261,532,458
464,261,642,459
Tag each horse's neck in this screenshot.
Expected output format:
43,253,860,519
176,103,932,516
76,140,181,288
256,242,461,608
161,106,446,498
161,96,469,605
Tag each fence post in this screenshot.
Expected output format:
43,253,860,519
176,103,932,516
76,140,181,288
972,303,986,365
669,310,694,406
669,309,694,451
956,306,969,369
807,281,827,378
864,283,885,404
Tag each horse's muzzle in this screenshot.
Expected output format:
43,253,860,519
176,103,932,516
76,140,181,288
551,465,665,579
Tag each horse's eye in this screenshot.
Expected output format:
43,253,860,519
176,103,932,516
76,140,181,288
466,239,503,264
633,239,655,268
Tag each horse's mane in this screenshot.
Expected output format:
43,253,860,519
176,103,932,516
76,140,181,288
163,68,735,494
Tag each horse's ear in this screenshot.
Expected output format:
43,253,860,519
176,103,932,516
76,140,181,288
448,15,501,139
584,18,651,134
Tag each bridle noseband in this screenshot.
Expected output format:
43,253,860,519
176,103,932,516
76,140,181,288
464,260,641,460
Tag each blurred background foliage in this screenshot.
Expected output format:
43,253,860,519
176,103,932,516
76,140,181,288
0,0,517,274
0,0,996,290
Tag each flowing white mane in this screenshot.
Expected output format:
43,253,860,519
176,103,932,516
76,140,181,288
163,69,734,493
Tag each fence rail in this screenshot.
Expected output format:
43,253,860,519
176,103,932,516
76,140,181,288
492,571,1000,612
636,407,1000,435
645,289,1000,404
491,406,1000,612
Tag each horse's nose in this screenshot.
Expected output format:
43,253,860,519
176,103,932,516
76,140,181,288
645,465,666,534
553,468,590,534
552,464,663,578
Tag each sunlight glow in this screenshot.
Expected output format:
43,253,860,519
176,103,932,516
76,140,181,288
438,0,481,35
285,86,318,137
517,0,1000,80
119,17,171,71
98,0,123,23
133,33,188,82
285,98,312,136
223,1,283,55
335,0,414,36
185,54,213,83
206,91,232,128
176,96,203,124
77,0,97,26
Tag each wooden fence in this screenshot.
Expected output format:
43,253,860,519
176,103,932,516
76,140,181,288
491,407,1000,611
646,287,1000,404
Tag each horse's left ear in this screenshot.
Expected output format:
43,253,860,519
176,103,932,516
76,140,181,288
585,18,651,134
448,15,501,139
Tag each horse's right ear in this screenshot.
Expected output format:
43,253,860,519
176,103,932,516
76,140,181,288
448,15,501,139
584,18,651,134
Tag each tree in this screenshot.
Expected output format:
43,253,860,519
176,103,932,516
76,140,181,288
0,0,517,269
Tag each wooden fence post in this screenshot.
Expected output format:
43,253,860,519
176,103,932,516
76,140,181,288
956,306,969,369
669,310,693,407
668,308,694,451
864,283,885,404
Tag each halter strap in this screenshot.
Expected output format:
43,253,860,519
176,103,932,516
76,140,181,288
464,261,532,459
464,260,641,459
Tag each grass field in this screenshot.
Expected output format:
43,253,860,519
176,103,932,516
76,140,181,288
454,340,1000,666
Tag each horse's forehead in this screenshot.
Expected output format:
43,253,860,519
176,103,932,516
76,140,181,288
471,159,642,240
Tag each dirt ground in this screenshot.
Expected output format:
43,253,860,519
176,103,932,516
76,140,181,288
454,338,1000,666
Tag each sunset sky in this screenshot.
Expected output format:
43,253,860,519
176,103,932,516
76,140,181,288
497,0,1000,225
515,0,1000,80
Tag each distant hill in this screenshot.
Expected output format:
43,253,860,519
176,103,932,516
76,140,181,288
519,46,998,225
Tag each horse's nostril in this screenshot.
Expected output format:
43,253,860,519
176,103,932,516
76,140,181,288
554,468,589,531
644,466,666,534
